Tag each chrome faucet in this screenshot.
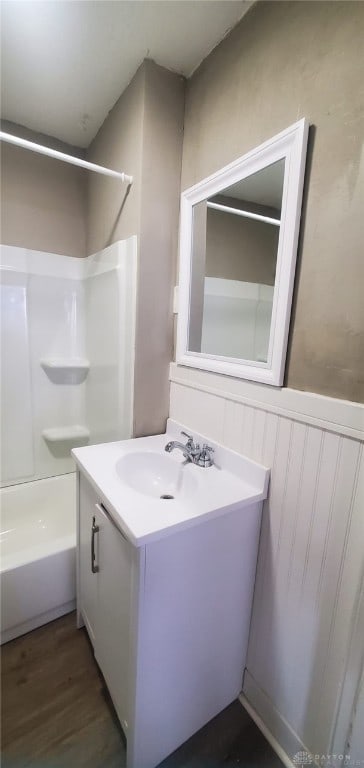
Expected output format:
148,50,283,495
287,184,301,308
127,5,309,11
165,431,214,467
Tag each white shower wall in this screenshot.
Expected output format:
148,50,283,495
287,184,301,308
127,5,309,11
201,278,274,362
84,239,136,444
1,269,34,482
0,238,136,486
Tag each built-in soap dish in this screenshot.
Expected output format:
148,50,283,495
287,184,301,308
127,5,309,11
40,358,90,384
42,425,90,444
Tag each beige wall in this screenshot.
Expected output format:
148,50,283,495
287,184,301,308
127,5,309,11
86,66,145,255
87,60,185,436
181,1,364,402
0,121,87,257
135,62,185,436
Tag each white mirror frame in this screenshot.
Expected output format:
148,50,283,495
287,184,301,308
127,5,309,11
176,118,309,386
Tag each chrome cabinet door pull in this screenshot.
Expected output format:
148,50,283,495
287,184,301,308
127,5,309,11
91,516,99,573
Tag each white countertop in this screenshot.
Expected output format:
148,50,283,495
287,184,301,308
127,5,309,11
72,419,269,547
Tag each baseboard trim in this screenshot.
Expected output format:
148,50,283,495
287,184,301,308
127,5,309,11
241,671,321,768
239,693,295,768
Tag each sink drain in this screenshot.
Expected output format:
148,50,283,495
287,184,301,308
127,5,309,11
160,494,174,500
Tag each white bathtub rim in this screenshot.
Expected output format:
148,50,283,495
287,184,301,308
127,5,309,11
0,533,76,574
0,472,76,571
1,470,77,490
0,471,77,644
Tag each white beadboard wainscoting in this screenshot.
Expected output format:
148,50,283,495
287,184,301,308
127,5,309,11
169,363,364,765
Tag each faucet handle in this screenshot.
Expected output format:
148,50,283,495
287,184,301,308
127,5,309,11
196,443,215,467
181,430,193,444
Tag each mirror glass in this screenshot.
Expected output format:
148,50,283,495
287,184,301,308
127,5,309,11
177,119,309,385
188,159,285,363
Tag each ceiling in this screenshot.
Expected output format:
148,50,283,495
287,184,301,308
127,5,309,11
0,0,252,148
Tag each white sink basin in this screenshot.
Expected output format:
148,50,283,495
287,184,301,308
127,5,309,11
72,419,269,546
116,451,198,500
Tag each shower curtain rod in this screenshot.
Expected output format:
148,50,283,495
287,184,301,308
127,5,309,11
0,131,133,184
207,200,280,227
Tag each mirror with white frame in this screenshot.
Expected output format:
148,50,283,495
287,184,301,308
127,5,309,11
176,119,309,386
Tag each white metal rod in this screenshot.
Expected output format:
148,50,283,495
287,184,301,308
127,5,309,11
207,201,280,226
0,131,133,184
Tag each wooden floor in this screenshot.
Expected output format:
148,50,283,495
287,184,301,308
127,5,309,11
1,613,283,768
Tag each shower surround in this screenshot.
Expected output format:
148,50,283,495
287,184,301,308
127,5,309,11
0,238,136,642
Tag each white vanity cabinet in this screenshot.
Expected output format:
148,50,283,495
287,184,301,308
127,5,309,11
75,428,269,768
78,474,138,733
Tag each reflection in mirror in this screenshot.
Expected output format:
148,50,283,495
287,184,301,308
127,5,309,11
188,159,285,363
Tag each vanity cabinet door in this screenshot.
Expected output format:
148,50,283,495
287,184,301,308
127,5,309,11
93,501,134,733
79,474,99,644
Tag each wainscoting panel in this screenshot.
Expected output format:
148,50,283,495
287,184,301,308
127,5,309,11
169,363,364,762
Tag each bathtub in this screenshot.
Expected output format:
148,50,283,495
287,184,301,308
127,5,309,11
0,472,76,644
